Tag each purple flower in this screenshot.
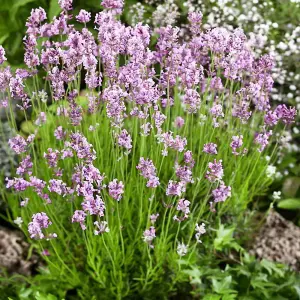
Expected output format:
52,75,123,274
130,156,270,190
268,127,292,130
108,179,124,201
150,213,159,224
183,89,201,113
101,0,124,14
188,12,203,36
16,155,33,176
274,105,297,124
264,110,279,126
175,165,193,183
174,116,185,128
212,182,231,203
72,210,87,230
210,77,223,91
206,159,224,182
166,180,185,197
58,0,73,11
203,143,218,155
136,157,160,188
118,129,132,152
255,130,272,152
82,195,106,216
173,198,190,222
230,135,243,155
48,179,72,196
28,212,56,240
0,45,7,65
184,150,195,168
76,9,91,23
54,126,67,140
142,226,156,248
44,148,60,168
8,135,27,154
35,112,47,126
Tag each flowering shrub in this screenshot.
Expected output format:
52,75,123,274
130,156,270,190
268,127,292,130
0,0,297,298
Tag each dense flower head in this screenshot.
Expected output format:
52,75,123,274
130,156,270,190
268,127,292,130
58,0,73,11
94,221,110,235
0,45,7,64
72,210,87,230
8,135,27,154
203,143,218,155
108,179,124,201
212,182,231,203
118,129,132,151
28,212,56,240
255,130,272,152
76,9,91,23
206,160,224,182
143,226,156,248
16,155,33,176
230,135,243,155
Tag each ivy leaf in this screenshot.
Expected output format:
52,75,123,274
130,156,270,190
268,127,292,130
278,199,300,210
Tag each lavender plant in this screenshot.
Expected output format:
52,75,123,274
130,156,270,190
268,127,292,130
0,0,297,298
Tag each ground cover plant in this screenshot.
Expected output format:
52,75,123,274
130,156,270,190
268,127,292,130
0,0,298,299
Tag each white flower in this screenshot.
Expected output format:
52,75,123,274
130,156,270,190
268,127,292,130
272,191,281,200
13,217,23,228
177,242,188,256
195,223,206,243
266,165,276,178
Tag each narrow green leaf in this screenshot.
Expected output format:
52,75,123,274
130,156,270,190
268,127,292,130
278,199,300,210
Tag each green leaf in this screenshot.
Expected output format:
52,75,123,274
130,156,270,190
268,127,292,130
10,0,36,20
278,199,300,210
212,276,237,295
49,0,61,19
214,224,236,251
203,294,221,300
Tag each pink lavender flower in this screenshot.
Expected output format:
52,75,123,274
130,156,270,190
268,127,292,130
44,148,60,168
264,110,279,126
175,165,193,183
58,0,73,11
184,150,195,168
35,112,47,126
28,212,56,240
118,129,132,152
212,182,231,203
108,179,124,201
6,177,31,192
0,45,7,65
203,143,218,155
94,221,109,235
72,210,87,230
48,179,72,196
166,180,185,197
16,155,33,176
76,9,91,23
54,126,66,140
183,89,201,113
174,116,185,128
8,135,27,154
206,159,224,182
101,0,124,13
274,105,297,124
161,132,187,154
136,157,160,188
188,11,203,36
82,195,106,216
230,135,243,155
142,226,156,248
150,213,159,224
20,197,29,207
210,77,223,91
255,130,272,152
195,223,206,243
173,199,190,222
